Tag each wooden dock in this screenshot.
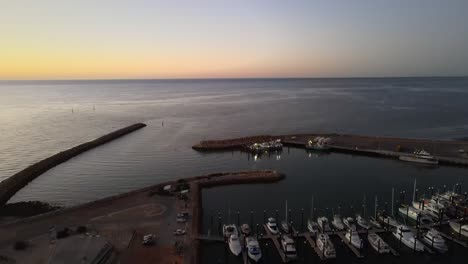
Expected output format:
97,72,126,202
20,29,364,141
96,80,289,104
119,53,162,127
368,232,400,256
336,232,364,258
262,224,290,263
301,232,326,260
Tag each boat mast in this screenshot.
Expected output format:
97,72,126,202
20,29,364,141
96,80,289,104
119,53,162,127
285,200,288,223
311,196,314,220
391,188,394,217
362,195,367,218
374,195,378,219
412,179,417,203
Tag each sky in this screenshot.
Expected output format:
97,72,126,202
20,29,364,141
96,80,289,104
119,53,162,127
1,0,468,80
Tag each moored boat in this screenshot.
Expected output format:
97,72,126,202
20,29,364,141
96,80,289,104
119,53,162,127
316,233,336,259
317,216,331,232
378,213,399,228
228,234,242,256
280,234,297,259
307,219,320,235
343,216,357,231
266,217,279,235
223,224,238,239
398,206,432,224
241,224,251,236
368,233,390,254
399,149,438,165
345,230,363,249
331,214,345,230
449,221,468,237
392,225,424,252
356,215,372,230
421,228,448,253
246,236,262,262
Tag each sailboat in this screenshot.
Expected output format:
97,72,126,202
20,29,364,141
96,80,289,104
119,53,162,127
307,195,319,235
378,188,398,228
356,195,371,229
369,196,382,228
281,200,291,233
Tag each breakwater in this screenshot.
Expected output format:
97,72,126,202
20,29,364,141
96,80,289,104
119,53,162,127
0,123,146,206
193,133,468,166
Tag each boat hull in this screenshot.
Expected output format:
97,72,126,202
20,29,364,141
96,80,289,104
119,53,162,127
399,156,438,165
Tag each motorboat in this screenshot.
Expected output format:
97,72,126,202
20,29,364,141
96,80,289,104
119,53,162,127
246,236,262,262
307,219,320,235
266,217,279,235
345,230,363,249
317,216,331,232
378,213,399,228
280,234,297,259
343,217,357,231
421,228,448,252
173,229,186,236
228,234,242,256
331,214,345,230
398,206,432,224
392,225,424,251
356,215,372,230
223,224,238,239
249,140,283,152
306,137,331,151
241,224,251,236
449,221,468,237
316,233,336,259
367,233,390,254
399,149,438,165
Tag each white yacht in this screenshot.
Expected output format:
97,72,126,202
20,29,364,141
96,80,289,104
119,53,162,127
392,225,424,251
317,216,331,232
367,233,390,254
449,221,468,237
307,219,320,235
306,137,331,151
421,228,448,252
356,215,371,230
223,224,238,239
228,234,242,256
399,149,438,165
398,206,432,224
246,236,262,262
343,217,357,231
280,234,297,259
331,214,345,230
345,230,363,249
266,217,279,235
378,213,399,228
412,200,445,219
316,233,336,259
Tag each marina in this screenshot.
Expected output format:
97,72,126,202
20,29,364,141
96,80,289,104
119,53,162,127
193,133,468,167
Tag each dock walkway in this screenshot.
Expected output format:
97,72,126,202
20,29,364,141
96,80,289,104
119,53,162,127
262,225,289,263
336,232,364,258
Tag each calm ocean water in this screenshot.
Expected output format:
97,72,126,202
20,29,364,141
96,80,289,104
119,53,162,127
1,77,467,205
2,78,468,263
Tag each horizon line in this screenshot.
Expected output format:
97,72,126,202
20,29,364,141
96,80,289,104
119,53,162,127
1,75,468,82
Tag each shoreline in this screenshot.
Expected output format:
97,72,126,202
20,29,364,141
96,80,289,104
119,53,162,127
193,133,468,166
0,170,285,264
0,123,147,206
